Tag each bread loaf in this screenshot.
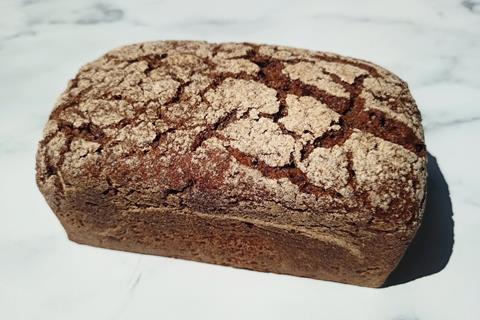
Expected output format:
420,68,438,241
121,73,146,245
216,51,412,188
36,41,427,287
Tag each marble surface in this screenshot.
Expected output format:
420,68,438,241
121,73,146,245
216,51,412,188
1,0,479,319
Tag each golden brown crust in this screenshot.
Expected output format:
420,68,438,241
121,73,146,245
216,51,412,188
36,41,427,287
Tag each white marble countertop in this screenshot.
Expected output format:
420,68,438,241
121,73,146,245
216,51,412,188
1,0,479,319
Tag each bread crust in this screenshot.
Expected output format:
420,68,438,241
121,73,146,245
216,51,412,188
36,41,427,287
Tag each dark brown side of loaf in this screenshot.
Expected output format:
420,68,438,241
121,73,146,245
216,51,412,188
36,41,427,287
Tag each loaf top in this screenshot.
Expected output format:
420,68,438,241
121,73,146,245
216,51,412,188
36,41,426,235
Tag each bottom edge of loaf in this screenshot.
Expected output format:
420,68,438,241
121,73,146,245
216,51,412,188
60,207,392,288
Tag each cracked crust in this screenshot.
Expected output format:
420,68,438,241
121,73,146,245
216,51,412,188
36,41,427,287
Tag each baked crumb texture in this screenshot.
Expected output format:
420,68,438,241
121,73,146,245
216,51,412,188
36,41,427,287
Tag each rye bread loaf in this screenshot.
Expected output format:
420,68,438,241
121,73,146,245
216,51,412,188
36,41,427,287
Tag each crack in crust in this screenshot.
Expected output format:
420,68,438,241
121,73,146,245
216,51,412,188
240,53,425,156
36,40,426,230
